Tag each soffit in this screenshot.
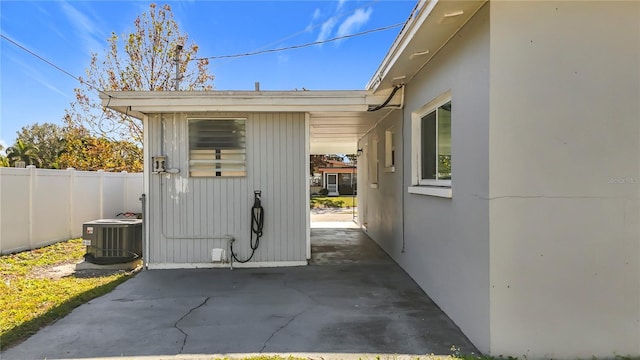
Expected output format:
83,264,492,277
367,0,487,93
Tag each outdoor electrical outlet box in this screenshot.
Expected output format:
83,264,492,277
211,248,225,262
152,156,167,173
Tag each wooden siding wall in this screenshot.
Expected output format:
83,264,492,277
147,112,307,264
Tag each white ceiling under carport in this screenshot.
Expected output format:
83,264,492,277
309,108,396,154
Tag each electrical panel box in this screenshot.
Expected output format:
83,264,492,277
83,219,142,263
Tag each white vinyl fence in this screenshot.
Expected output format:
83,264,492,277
0,166,143,254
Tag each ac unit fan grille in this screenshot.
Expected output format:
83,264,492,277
96,227,126,258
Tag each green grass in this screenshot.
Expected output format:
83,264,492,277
310,196,357,208
0,239,137,349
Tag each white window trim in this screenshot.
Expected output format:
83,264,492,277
408,186,452,198
410,90,452,196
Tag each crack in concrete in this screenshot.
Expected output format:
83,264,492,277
259,308,307,353
174,297,210,354
283,280,319,304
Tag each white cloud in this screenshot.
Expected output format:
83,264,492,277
316,17,337,43
336,7,373,38
312,8,322,20
58,1,105,54
7,53,70,98
336,0,347,11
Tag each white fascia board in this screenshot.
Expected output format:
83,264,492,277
100,90,393,115
130,104,369,113
366,0,436,91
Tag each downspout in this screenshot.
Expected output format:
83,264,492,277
143,114,151,269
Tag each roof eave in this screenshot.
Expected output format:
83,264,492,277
100,90,399,117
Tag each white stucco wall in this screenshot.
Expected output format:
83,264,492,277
362,3,492,352
489,1,640,358
358,110,404,255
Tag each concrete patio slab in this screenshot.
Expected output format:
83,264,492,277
1,230,478,360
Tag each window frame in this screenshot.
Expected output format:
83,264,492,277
369,136,379,187
187,117,247,178
384,128,395,173
411,91,452,189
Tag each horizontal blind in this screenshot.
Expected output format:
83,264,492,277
189,119,246,177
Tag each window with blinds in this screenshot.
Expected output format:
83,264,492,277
188,119,246,177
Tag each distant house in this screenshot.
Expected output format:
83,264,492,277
102,1,640,359
316,159,356,196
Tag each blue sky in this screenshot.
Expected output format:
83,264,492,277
0,0,415,150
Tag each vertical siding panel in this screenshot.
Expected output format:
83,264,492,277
207,176,214,240
300,113,305,259
291,114,297,259
291,113,298,260
249,113,257,258
280,113,295,259
296,114,301,258
267,114,275,261
204,178,209,262
297,114,304,259
150,114,161,263
274,114,282,262
271,114,278,261
272,112,280,262
174,114,182,262
282,115,289,261
220,180,227,236
262,113,271,262
282,114,289,261
258,113,268,262
301,114,306,258
294,113,302,260
236,162,244,259
164,114,171,254
174,114,181,262
164,114,172,263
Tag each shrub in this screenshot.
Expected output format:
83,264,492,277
338,185,354,195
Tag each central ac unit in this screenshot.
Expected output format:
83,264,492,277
83,219,142,264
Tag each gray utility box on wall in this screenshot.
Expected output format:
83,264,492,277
83,219,143,264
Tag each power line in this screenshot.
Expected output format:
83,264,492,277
209,0,381,69
2,20,405,92
193,22,404,61
0,33,111,98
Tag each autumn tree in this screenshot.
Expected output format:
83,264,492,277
65,3,214,145
15,123,66,169
57,127,143,172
